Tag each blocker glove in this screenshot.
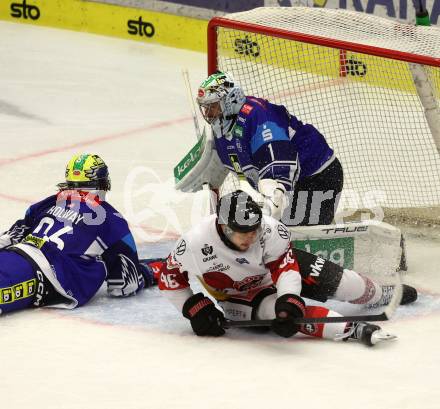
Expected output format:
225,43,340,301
272,294,306,338
182,293,225,337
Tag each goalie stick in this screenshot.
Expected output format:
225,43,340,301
182,68,203,140
222,271,403,328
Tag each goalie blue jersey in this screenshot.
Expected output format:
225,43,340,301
213,96,334,191
0,190,145,308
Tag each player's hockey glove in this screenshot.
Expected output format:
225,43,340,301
182,293,225,337
272,294,306,338
138,258,165,287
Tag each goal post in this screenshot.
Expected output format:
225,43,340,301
206,7,440,225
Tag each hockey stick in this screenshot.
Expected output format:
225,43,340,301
223,271,403,328
182,68,203,140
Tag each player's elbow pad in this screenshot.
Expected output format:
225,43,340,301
106,254,144,297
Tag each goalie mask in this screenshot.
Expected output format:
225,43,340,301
57,153,111,192
196,71,246,134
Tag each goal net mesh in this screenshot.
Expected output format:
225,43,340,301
210,7,440,223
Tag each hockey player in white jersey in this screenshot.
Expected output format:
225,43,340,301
159,191,417,346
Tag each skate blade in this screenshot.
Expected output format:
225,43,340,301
370,331,397,345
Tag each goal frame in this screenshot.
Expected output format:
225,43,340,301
207,16,440,74
205,11,440,224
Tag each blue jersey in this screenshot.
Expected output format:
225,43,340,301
0,190,145,308
213,97,334,191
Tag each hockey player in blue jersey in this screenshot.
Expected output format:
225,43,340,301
196,71,344,226
0,153,155,314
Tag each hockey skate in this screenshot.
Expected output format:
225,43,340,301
336,322,397,347
400,284,418,304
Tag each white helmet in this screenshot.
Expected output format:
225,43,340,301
196,71,245,134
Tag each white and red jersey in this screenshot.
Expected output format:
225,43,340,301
159,214,302,312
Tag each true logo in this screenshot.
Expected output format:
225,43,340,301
321,226,368,234
10,0,40,20
127,16,155,37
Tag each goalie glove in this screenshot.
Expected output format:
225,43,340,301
258,179,288,220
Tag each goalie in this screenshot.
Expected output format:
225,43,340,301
0,153,155,314
158,191,417,346
196,71,343,225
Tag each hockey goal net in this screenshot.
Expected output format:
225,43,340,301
207,7,440,225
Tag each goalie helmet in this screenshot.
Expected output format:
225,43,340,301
217,190,262,233
57,153,111,191
196,71,246,134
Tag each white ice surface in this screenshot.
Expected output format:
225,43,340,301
1,21,440,409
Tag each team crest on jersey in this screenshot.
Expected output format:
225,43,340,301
201,244,213,256
202,271,265,292
201,244,217,262
234,274,265,291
